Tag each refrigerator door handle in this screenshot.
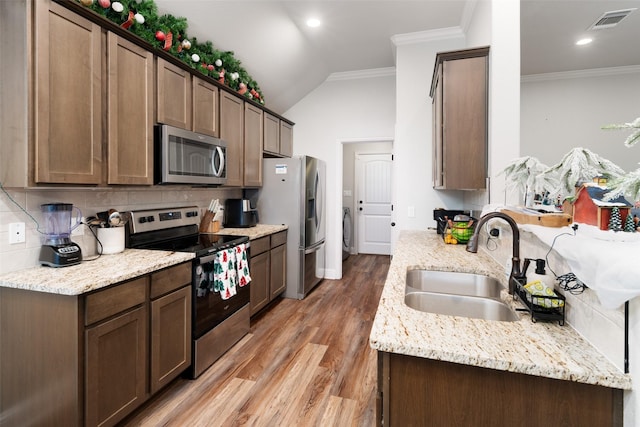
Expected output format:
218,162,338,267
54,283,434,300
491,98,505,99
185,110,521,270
304,239,325,254
314,169,322,232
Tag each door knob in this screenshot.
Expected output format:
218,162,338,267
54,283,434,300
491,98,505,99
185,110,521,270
359,207,363,211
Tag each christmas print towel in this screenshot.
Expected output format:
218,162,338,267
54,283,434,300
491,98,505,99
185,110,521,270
212,243,251,300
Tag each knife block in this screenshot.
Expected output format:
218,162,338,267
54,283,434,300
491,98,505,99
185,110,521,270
201,220,220,233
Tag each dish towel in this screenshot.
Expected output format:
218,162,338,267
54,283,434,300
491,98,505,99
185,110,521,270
213,243,252,300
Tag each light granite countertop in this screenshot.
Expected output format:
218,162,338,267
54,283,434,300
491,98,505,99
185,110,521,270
217,223,288,240
0,249,194,296
0,224,287,296
369,229,632,390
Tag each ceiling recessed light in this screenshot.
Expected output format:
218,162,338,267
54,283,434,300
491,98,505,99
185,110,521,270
306,18,321,28
576,38,593,46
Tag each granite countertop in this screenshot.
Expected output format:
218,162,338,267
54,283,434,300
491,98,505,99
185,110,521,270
0,249,194,296
217,223,288,240
369,229,632,390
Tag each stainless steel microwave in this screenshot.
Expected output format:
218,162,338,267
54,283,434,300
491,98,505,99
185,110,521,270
155,124,227,185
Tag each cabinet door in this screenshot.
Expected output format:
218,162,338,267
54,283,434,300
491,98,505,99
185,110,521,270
220,91,244,187
157,58,192,130
192,77,219,137
107,33,154,185
279,121,294,158
85,305,148,427
151,286,192,394
263,112,280,154
270,244,286,298
34,1,102,184
244,103,263,187
432,64,444,188
250,251,270,316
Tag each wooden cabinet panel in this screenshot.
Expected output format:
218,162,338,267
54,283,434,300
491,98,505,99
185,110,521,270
85,276,148,326
151,286,192,394
244,103,263,187
220,91,244,186
269,243,286,298
157,58,192,129
34,1,102,184
151,262,191,299
85,305,148,427
251,236,271,256
430,46,488,190
250,250,270,316
279,121,294,158
264,112,280,154
107,33,154,185
192,77,219,137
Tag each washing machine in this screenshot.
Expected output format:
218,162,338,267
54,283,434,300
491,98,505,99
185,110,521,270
342,207,352,261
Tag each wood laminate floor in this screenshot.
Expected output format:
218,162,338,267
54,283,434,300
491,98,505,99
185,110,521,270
122,254,390,427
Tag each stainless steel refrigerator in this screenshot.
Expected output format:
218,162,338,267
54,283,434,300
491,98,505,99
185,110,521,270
258,156,326,299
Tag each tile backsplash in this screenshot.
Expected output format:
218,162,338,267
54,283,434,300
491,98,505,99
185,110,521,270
0,186,241,274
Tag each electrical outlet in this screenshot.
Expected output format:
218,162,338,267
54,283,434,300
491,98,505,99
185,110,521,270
72,217,85,236
9,222,26,244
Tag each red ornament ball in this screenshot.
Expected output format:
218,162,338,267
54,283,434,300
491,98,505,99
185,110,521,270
155,31,166,42
98,0,110,7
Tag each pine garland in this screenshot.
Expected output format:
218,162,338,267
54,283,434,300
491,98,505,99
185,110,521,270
77,0,265,104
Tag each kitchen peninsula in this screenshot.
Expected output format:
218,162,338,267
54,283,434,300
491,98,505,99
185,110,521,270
370,230,632,426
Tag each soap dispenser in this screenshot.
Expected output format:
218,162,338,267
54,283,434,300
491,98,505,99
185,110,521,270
523,258,548,287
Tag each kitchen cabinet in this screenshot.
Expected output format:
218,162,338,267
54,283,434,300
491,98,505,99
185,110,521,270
264,113,294,158
220,91,245,186
85,277,148,427
107,33,154,185
34,1,103,184
249,231,287,316
192,77,220,137
244,103,264,187
378,351,623,427
430,46,489,190
150,263,192,394
0,262,192,427
157,57,193,131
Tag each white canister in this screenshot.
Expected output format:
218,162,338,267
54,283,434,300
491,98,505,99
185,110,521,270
97,227,125,255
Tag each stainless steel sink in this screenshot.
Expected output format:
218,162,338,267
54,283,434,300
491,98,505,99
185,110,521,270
406,270,505,298
404,291,519,322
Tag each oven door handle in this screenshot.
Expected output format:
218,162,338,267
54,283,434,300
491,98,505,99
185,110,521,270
198,253,218,265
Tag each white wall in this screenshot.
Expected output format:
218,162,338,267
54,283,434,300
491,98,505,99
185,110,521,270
521,68,640,172
284,74,396,279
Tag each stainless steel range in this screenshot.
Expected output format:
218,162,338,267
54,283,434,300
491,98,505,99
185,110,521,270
126,206,250,378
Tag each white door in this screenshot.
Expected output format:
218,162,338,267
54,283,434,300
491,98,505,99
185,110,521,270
356,153,392,255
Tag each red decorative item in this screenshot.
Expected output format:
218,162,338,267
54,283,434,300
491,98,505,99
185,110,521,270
218,69,225,84
207,64,214,72
163,32,173,51
250,88,261,101
121,10,135,29
238,83,247,95
177,44,183,53
155,30,166,41
98,0,110,8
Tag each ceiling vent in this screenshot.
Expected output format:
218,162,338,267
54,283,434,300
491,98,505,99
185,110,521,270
589,8,636,30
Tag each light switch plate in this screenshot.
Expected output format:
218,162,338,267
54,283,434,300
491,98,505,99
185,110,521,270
9,222,25,244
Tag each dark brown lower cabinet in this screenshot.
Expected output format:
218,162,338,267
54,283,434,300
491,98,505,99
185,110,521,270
0,262,192,427
85,306,148,427
249,231,287,316
378,352,623,427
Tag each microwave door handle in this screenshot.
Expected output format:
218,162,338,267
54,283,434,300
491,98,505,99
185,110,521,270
212,146,225,177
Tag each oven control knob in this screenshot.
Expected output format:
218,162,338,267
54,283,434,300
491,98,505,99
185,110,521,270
139,217,147,223
186,211,197,217
147,216,155,222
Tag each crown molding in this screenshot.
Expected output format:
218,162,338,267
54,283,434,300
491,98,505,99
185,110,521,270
326,67,396,82
521,65,640,83
391,27,464,46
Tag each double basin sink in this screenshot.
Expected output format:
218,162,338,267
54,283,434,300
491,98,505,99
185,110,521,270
404,270,520,322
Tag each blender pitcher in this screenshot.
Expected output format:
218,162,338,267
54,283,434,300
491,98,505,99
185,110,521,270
39,203,83,267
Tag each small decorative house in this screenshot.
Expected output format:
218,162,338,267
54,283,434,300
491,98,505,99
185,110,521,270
571,183,633,230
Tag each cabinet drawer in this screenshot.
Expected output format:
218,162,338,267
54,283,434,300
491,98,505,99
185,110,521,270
251,236,271,256
270,231,287,248
85,277,148,326
151,262,192,299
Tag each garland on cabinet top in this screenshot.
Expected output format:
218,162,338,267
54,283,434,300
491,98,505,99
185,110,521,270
77,0,264,104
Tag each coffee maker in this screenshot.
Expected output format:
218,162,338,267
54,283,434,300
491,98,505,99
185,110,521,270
39,203,83,267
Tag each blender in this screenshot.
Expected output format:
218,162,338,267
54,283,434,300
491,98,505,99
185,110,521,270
39,203,83,267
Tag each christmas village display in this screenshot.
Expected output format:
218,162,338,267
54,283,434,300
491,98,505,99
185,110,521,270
76,0,264,104
502,116,640,233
